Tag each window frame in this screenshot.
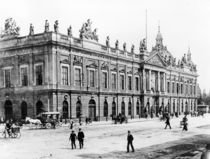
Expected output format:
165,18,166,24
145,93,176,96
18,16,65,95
20,65,29,87
61,64,69,86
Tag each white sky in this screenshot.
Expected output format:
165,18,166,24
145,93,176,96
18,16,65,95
0,0,210,92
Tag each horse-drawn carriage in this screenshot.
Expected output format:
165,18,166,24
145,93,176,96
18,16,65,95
26,112,61,129
37,112,61,129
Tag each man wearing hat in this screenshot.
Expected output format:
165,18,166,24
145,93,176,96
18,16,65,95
78,128,85,149
127,130,135,152
69,130,77,149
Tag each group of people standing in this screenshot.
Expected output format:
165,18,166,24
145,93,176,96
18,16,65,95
69,128,85,149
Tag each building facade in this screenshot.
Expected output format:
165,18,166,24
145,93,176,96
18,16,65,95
0,19,198,121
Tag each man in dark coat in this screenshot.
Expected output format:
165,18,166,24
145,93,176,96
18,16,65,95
165,114,171,129
182,115,188,131
69,130,77,149
77,128,85,149
127,130,135,152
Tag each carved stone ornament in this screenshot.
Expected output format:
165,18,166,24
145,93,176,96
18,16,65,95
54,20,59,33
29,23,34,36
73,55,82,66
79,19,98,42
0,18,20,39
67,25,72,37
101,62,109,70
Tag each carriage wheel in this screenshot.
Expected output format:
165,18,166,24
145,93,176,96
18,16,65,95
2,130,6,138
16,132,21,138
46,123,51,129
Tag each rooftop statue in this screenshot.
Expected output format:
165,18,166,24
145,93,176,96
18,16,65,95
79,19,98,42
1,18,20,38
131,44,135,53
123,42,126,51
106,36,110,47
115,40,119,49
67,25,72,37
29,23,34,35
139,38,147,53
182,54,187,63
54,20,59,33
44,20,49,32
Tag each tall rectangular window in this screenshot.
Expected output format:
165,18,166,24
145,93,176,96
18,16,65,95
62,66,68,85
75,68,81,86
35,65,43,85
128,76,132,90
120,74,125,90
160,74,164,92
135,77,139,91
20,67,28,86
186,84,188,95
111,73,116,90
102,72,108,89
181,84,183,94
194,86,196,95
146,71,149,90
172,83,175,93
90,70,95,87
5,69,11,88
167,82,170,93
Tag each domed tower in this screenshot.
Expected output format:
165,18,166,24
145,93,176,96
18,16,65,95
156,25,163,47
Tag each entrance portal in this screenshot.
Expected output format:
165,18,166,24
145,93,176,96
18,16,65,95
63,101,68,119
88,99,96,120
36,100,45,115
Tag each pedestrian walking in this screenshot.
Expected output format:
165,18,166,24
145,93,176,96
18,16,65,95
182,115,188,131
78,128,85,149
164,114,171,129
69,130,77,149
70,120,74,129
127,130,135,153
200,144,210,159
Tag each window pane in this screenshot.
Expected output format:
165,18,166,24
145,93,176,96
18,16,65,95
90,70,95,87
120,75,124,90
102,72,108,89
36,65,43,85
5,69,11,87
111,73,116,90
75,68,81,86
128,76,132,90
21,67,28,86
62,66,68,85
135,77,139,91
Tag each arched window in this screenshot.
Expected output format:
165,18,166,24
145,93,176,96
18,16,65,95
136,101,140,115
128,101,132,115
63,101,69,119
89,99,96,120
76,101,82,118
121,101,125,115
104,101,108,117
21,101,27,119
112,102,116,116
36,100,44,115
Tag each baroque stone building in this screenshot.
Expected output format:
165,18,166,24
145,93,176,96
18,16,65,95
0,19,198,121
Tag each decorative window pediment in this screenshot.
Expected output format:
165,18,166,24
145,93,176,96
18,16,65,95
86,62,97,69
111,68,117,72
60,59,70,64
119,69,125,73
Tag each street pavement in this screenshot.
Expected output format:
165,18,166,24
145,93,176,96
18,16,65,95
0,114,210,159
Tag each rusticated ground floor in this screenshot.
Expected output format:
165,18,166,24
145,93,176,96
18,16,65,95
0,89,197,121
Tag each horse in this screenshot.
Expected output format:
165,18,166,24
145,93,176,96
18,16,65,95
25,117,42,129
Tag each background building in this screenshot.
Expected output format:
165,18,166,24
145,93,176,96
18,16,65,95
0,18,198,121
